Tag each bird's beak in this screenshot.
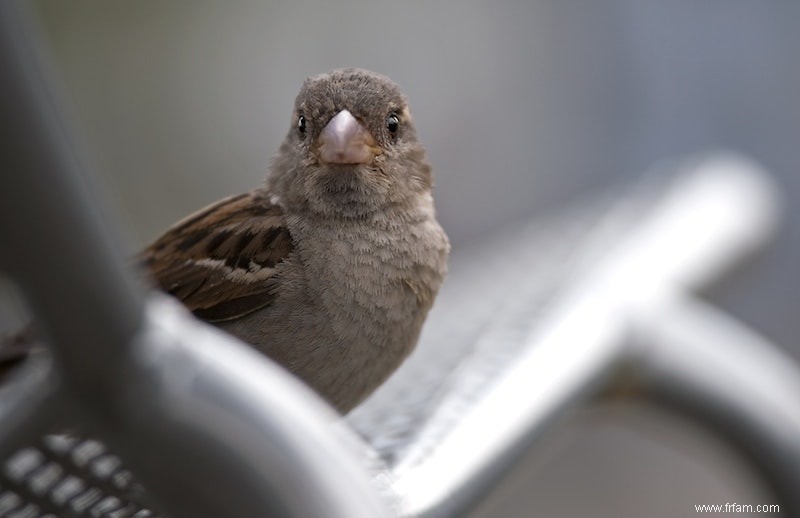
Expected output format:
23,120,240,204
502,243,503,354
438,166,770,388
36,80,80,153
318,109,380,165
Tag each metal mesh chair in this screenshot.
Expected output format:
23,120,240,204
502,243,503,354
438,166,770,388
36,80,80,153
2,2,799,517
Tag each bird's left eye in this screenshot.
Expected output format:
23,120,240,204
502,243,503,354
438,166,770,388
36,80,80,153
297,115,307,135
386,113,400,135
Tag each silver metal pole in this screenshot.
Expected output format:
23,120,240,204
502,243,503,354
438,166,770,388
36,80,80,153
390,156,785,517
0,3,389,516
631,294,800,517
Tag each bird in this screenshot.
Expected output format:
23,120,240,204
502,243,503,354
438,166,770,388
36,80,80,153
2,68,450,414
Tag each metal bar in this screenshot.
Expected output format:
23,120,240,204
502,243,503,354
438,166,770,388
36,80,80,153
110,295,391,518
390,156,781,517
630,293,800,516
0,3,390,516
0,0,144,396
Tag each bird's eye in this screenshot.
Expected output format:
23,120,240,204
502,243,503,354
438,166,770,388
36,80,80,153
297,115,306,135
386,113,400,135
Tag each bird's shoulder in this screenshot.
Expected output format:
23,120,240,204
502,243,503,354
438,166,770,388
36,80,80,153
142,190,294,322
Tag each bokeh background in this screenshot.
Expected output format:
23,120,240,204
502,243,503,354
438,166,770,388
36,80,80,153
21,1,800,516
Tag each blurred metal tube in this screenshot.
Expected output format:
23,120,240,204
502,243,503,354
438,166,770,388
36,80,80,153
631,293,800,516
0,0,144,394
113,296,390,518
391,156,781,517
0,3,389,516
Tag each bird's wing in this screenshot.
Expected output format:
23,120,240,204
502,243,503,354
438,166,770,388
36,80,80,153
141,191,294,322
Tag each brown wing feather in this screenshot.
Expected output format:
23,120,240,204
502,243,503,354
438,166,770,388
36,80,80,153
141,191,293,322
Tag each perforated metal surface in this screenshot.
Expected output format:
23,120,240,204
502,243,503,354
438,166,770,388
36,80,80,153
0,434,163,518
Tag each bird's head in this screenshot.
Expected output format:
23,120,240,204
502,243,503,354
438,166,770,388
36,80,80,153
268,68,433,218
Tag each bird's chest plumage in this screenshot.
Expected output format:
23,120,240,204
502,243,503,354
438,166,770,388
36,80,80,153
290,214,445,349
230,209,448,412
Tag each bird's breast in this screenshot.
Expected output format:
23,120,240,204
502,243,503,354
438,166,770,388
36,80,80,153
225,207,449,412
289,211,448,346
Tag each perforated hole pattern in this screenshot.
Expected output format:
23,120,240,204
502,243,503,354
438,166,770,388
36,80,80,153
0,434,164,518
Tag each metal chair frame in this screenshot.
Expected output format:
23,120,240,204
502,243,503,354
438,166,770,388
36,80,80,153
2,3,798,516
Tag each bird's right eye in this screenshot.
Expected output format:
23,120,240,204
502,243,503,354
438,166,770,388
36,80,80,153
297,115,307,136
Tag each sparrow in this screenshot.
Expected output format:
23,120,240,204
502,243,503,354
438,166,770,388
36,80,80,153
1,68,449,413
143,68,449,412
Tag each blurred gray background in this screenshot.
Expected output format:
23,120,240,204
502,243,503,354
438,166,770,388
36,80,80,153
25,1,800,516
